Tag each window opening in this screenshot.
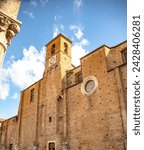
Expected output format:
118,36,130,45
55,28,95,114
123,51,127,63
64,42,68,54
49,142,55,150
9,144,13,150
51,44,56,56
30,88,35,102
75,72,82,83
49,117,52,123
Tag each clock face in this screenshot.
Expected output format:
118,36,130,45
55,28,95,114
49,56,56,66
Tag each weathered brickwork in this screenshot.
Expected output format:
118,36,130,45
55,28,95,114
0,34,127,150
19,83,39,149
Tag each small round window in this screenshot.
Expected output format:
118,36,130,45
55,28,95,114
81,76,98,96
85,80,95,93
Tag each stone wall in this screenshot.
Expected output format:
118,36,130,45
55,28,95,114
0,34,127,150
66,43,126,150
19,82,39,149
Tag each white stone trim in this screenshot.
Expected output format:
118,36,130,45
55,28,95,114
81,76,98,96
47,141,56,150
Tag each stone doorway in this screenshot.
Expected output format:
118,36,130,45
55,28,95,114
9,144,13,150
48,142,55,150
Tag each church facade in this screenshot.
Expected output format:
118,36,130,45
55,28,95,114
0,34,127,150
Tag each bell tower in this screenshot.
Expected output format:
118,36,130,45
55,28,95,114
0,0,22,67
42,34,73,149
45,33,72,70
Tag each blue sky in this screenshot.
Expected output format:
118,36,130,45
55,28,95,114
0,0,126,119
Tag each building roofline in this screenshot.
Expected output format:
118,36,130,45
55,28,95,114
2,115,18,123
45,33,72,46
80,45,107,60
0,118,5,122
67,65,81,73
80,40,127,60
110,40,127,49
20,78,43,93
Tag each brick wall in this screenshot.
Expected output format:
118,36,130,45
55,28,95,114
0,34,127,150
19,83,39,149
66,43,126,150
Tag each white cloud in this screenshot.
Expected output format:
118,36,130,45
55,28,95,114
74,0,84,10
30,0,48,7
54,15,62,21
53,24,65,38
60,24,64,30
71,38,89,66
0,69,10,100
53,26,59,38
12,93,19,100
53,15,63,37
24,11,35,19
40,0,49,6
70,24,89,66
9,46,45,89
72,43,87,66
75,29,83,39
54,16,57,21
70,25,83,40
0,46,46,100
80,38,89,46
30,0,38,7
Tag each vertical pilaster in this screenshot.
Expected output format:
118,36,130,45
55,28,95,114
114,67,127,149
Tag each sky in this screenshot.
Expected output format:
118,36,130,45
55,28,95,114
0,0,126,119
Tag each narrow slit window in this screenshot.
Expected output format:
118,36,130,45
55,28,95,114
123,50,127,63
64,42,68,54
75,72,82,83
51,44,56,56
49,117,52,123
9,144,13,150
30,88,35,102
57,96,63,132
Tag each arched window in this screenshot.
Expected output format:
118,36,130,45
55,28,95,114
51,44,56,55
123,50,127,63
64,42,68,54
56,96,63,133
57,96,63,116
41,105,45,133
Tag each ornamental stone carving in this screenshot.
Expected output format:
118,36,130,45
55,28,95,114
0,11,21,66
0,12,21,49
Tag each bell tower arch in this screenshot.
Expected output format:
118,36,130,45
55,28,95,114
45,33,72,70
